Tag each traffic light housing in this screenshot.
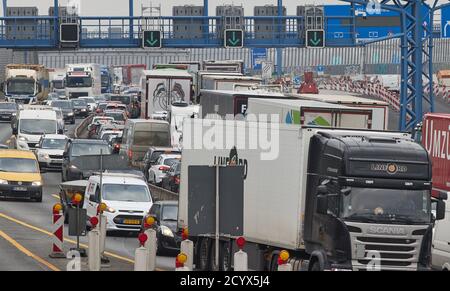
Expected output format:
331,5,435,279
224,29,244,48
142,30,162,48
306,30,325,48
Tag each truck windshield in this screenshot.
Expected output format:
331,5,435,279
66,76,92,88
341,188,431,225
101,75,110,87
20,119,57,135
7,79,35,95
52,80,64,89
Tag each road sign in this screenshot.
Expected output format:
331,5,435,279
252,48,267,70
60,23,79,43
306,30,325,48
261,61,273,81
142,30,162,48
317,65,325,76
225,29,244,48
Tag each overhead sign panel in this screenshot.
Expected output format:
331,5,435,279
225,29,244,48
142,30,162,48
306,30,325,48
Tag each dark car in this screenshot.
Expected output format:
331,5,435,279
51,100,75,124
162,160,181,193
0,102,18,121
110,94,132,106
71,99,89,117
141,147,182,181
143,201,180,255
62,139,112,181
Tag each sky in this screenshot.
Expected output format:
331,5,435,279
0,0,367,16
1,0,447,16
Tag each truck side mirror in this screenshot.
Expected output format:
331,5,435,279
12,126,18,135
436,200,446,221
316,195,329,215
89,194,96,202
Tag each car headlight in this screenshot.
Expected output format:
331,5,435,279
12,112,17,116
19,136,28,142
107,207,116,213
0,179,8,185
32,181,42,186
161,225,174,238
70,165,78,170
39,153,50,160
68,112,74,116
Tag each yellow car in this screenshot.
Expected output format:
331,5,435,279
0,150,43,202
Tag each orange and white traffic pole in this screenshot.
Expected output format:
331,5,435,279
88,216,101,271
143,216,157,271
233,237,248,271
134,233,149,271
180,227,194,271
277,250,293,271
175,253,190,271
49,203,65,259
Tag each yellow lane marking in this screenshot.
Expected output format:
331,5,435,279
0,230,60,271
0,212,165,270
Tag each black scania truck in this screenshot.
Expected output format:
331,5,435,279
178,121,447,271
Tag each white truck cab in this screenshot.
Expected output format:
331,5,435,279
84,173,153,232
13,106,62,150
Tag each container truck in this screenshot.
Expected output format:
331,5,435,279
247,98,378,130
422,113,450,198
65,64,101,99
196,72,243,100
290,93,390,130
179,119,446,271
141,69,193,119
2,64,50,104
202,60,245,74
202,75,262,92
122,64,147,86
199,89,291,118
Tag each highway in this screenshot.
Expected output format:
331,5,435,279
0,119,175,271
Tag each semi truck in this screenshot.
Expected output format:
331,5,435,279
202,60,245,74
49,68,66,97
65,64,101,99
121,64,147,86
196,72,243,100
290,93,390,130
422,113,450,198
141,68,193,119
100,66,113,94
247,98,380,130
202,75,262,92
2,64,50,104
179,119,446,271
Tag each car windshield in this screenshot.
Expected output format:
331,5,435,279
134,131,170,147
66,76,92,88
72,100,87,107
94,96,107,102
101,75,110,86
101,133,118,141
41,138,67,150
102,184,151,203
7,78,35,95
0,103,17,110
52,80,64,89
105,112,125,121
341,187,431,224
163,158,179,166
20,119,56,135
71,143,111,157
162,205,178,221
82,98,95,103
52,101,72,109
0,158,38,173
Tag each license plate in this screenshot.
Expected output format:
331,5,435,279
123,219,141,225
13,187,27,192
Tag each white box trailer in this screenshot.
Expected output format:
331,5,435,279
202,75,262,91
179,119,440,271
196,72,243,99
247,98,376,130
291,93,390,130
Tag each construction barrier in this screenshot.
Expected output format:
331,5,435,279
88,217,101,271
49,203,65,259
234,237,248,271
277,250,293,271
143,217,157,271
180,228,194,271
175,253,190,271
135,233,149,271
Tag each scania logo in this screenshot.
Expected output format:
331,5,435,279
368,226,407,236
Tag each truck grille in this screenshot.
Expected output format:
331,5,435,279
49,155,62,159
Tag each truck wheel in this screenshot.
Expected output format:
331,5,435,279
197,238,211,271
270,254,279,271
310,260,321,271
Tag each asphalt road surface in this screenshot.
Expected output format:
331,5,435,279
0,118,175,271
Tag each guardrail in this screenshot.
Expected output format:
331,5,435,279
74,115,94,139
149,184,178,202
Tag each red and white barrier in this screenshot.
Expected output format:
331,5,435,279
50,204,65,259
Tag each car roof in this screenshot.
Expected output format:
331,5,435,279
42,134,68,139
159,154,181,160
71,139,109,145
90,173,148,186
104,110,126,114
0,150,37,160
148,147,180,152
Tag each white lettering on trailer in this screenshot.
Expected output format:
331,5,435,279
424,120,450,161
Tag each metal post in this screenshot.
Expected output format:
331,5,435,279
54,0,59,44
413,0,424,128
215,165,220,271
276,0,283,77
2,0,7,17
428,9,435,113
399,12,408,131
129,0,134,40
204,0,209,43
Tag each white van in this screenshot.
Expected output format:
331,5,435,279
13,106,62,150
432,202,450,271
